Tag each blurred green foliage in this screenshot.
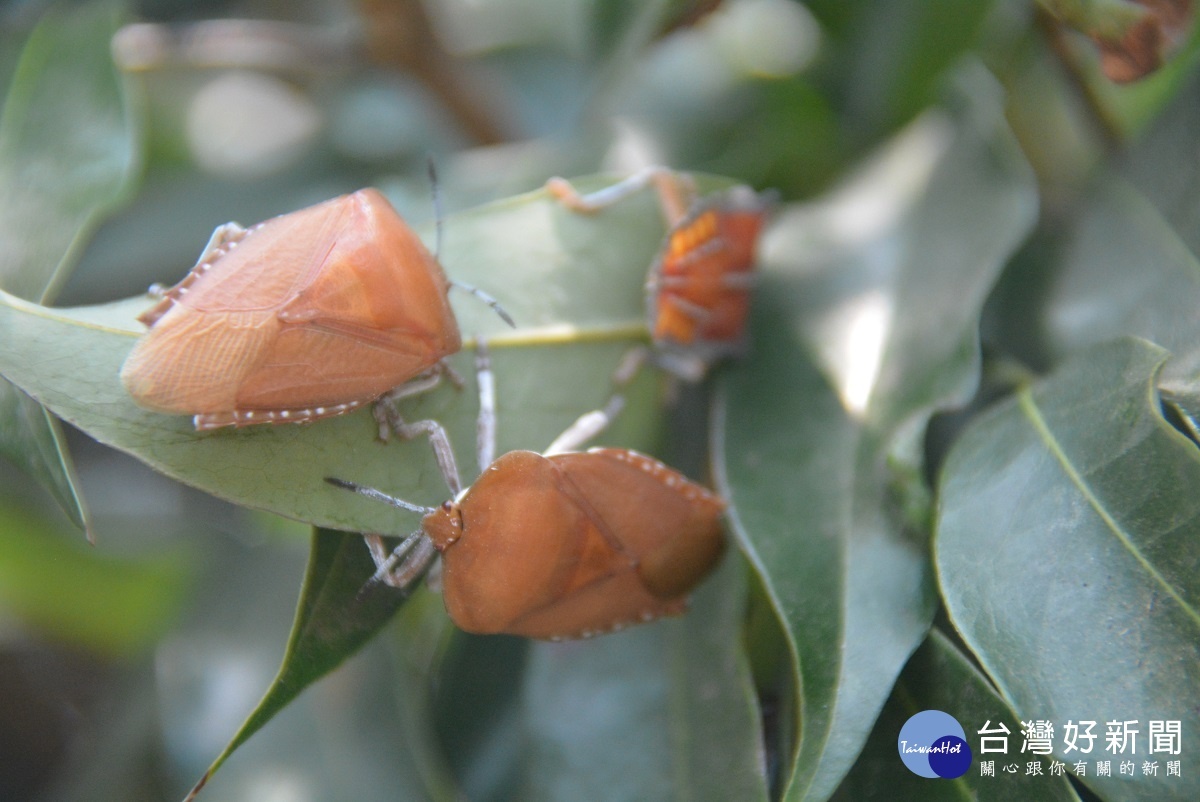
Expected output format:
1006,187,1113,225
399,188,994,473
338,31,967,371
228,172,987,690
2,1,1200,801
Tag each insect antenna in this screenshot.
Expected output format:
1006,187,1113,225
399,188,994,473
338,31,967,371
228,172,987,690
451,280,516,328
426,156,515,328
426,156,445,260
324,477,438,515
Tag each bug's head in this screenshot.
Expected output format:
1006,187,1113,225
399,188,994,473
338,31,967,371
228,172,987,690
422,499,463,551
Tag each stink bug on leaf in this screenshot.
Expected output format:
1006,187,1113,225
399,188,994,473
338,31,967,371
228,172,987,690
121,188,506,431
546,167,772,381
327,343,726,641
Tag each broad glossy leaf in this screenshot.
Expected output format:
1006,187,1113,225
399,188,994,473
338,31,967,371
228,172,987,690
517,553,767,801
0,499,189,656
832,629,1082,801
716,70,1037,800
0,1,139,535
184,528,418,798
0,176,720,538
937,338,1200,802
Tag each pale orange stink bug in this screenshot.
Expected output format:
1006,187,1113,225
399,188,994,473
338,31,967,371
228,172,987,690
121,187,507,430
547,167,772,381
327,342,726,640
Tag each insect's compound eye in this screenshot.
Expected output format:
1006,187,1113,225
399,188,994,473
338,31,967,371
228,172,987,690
441,500,454,512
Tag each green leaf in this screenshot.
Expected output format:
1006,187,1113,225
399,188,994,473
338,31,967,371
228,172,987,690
387,589,462,800
0,386,92,535
0,0,140,536
1122,74,1200,257
0,176,726,538
185,528,417,797
0,0,138,302
808,0,992,149
715,68,1037,800
832,629,1082,801
936,338,1200,802
1041,0,1200,133
0,499,190,656
1041,176,1200,385
516,553,768,801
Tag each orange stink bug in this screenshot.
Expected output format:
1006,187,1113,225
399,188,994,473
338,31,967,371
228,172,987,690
121,188,506,431
327,343,726,640
547,167,772,381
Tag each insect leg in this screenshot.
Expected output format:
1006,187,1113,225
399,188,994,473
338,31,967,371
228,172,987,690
403,419,463,497
197,221,251,264
323,479,441,592
361,530,438,591
543,396,625,456
542,344,649,455
474,339,497,473
373,359,464,442
613,344,650,387
546,167,697,227
371,395,464,497
374,372,446,441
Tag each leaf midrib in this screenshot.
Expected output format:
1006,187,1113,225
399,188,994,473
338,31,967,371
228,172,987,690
0,286,651,347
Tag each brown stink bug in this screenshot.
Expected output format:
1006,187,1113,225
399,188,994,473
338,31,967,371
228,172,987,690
121,188,507,431
546,167,772,381
327,342,726,640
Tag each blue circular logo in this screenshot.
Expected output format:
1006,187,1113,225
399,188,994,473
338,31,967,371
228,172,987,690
897,710,972,779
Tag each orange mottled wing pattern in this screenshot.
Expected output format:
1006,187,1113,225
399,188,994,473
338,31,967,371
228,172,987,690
649,187,770,362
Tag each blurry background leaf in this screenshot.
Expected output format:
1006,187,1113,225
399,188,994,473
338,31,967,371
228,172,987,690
990,69,1200,386
187,527,416,796
5,1,1200,799
806,0,993,149
0,0,138,302
1036,0,1195,84
0,498,189,657
715,66,1036,800
0,0,139,537
516,554,768,802
1038,176,1200,382
937,338,1200,802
